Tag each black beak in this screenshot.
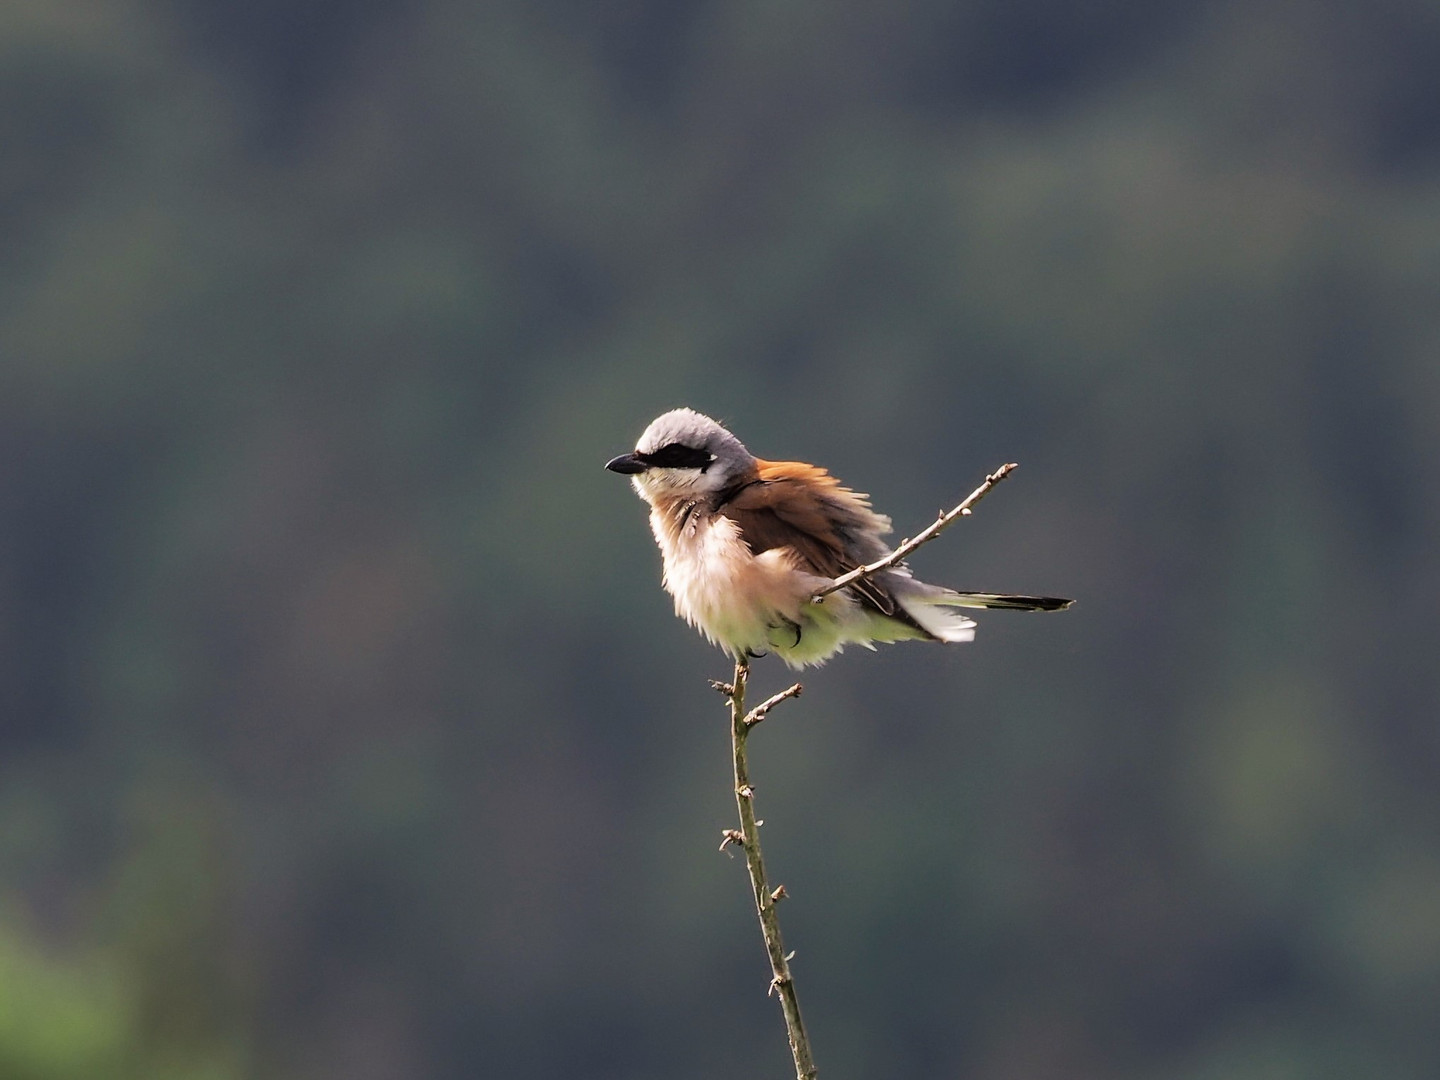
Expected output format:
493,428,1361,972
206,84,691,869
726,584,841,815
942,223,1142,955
605,453,647,475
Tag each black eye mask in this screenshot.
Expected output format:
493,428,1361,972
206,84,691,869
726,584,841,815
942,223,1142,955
639,443,714,471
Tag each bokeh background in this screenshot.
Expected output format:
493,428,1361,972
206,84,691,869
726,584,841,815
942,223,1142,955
4,0,1440,1077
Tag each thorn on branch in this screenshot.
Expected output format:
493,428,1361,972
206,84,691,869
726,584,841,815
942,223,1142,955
770,885,788,903
738,784,755,799
768,972,791,997
709,679,734,696
719,828,744,853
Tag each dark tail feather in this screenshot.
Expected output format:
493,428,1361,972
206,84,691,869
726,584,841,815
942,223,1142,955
942,591,1074,612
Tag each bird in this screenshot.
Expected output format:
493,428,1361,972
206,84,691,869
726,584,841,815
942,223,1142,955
606,408,1072,668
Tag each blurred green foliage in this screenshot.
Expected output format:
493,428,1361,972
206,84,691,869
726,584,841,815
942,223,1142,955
3,0,1440,1077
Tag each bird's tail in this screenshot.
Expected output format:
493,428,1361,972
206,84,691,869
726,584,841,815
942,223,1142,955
935,591,1075,612
894,600,978,642
885,579,979,643
885,579,1072,645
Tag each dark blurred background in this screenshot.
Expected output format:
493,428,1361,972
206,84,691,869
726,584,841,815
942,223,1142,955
4,0,1440,1077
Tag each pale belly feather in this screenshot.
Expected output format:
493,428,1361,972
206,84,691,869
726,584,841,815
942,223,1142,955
650,509,856,666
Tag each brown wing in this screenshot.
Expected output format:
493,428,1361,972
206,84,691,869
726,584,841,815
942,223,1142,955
718,459,899,616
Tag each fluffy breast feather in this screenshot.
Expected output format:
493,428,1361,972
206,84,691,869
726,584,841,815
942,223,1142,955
649,503,833,656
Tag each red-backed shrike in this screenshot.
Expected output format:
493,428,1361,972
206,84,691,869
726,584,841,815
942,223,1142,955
607,408,1072,667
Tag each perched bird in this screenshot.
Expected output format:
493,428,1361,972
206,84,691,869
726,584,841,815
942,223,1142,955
606,408,1072,668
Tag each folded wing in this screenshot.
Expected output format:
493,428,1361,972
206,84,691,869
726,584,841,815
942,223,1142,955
718,459,912,621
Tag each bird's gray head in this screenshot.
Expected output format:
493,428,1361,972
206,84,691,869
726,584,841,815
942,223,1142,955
605,408,756,503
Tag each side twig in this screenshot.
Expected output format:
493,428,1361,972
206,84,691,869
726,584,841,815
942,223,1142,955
811,462,1018,601
746,682,804,730
724,657,817,1080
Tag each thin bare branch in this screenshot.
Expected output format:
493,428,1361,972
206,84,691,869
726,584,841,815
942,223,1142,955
811,462,1019,602
724,658,818,1080
745,683,804,729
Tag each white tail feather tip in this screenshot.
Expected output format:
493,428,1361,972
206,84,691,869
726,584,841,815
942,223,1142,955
898,601,978,643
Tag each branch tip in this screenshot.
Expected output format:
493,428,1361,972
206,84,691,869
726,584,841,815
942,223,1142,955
811,460,1023,602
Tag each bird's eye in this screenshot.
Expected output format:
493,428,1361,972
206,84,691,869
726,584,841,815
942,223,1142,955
638,443,715,470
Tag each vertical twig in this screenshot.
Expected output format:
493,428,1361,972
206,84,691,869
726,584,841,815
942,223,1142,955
723,657,817,1080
